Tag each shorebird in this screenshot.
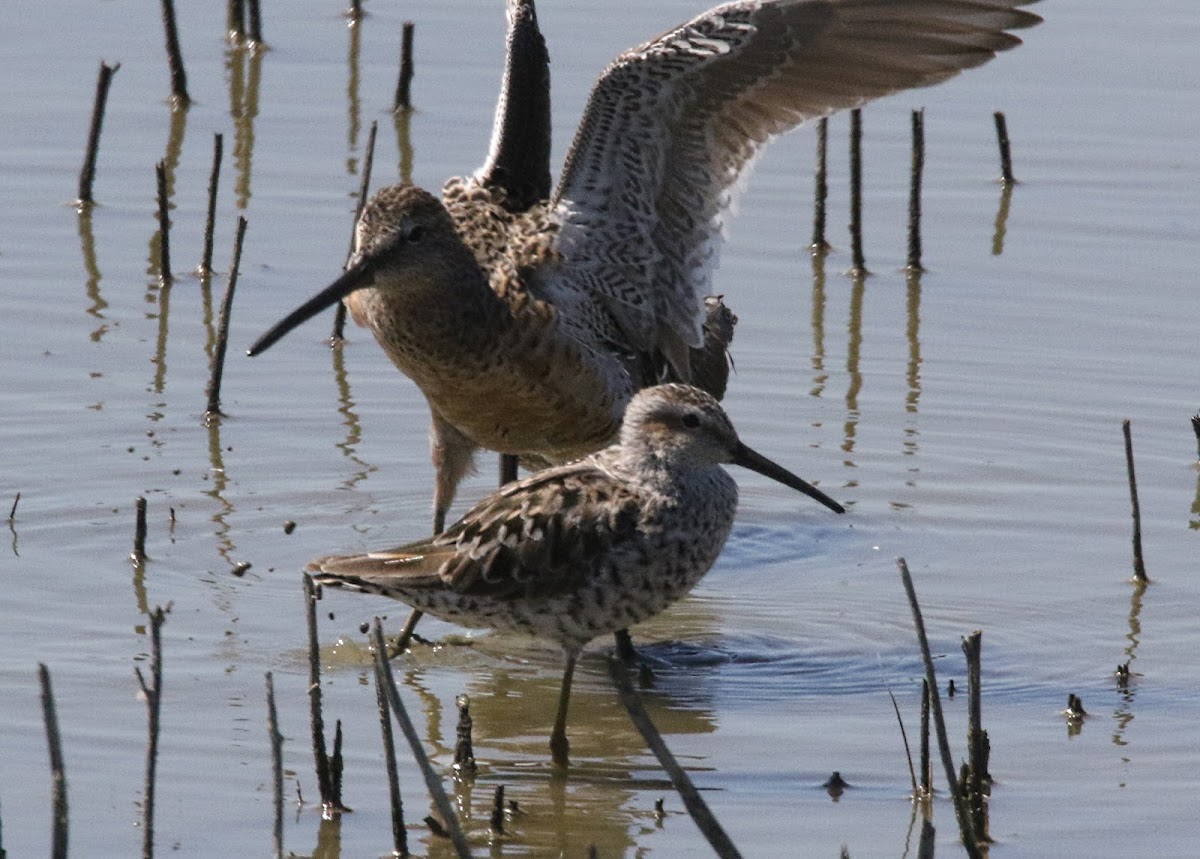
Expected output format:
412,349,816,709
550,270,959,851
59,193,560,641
251,0,1041,533
309,384,845,766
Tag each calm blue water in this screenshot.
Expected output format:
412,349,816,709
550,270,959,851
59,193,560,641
2,1,1198,855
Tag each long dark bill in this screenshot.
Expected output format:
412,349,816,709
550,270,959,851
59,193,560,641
733,441,845,514
246,258,376,357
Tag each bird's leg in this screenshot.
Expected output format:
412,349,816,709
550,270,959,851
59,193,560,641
430,411,479,535
499,453,519,486
613,628,637,663
550,650,578,769
389,608,425,657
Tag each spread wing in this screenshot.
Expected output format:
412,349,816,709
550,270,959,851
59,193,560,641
309,457,646,601
549,0,1041,373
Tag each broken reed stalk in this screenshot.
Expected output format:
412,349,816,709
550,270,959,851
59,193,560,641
77,62,120,206
205,216,248,418
896,558,980,859
155,160,172,283
848,108,867,275
39,663,69,859
7,491,19,522
159,0,190,107
246,0,264,46
132,496,148,562
1122,420,1150,583
226,0,245,43
395,22,416,110
453,695,478,775
888,689,918,795
608,657,742,859
369,619,472,858
993,111,1014,184
920,678,931,796
265,673,285,859
302,575,346,813
333,119,379,341
906,109,925,273
961,630,991,844
490,785,506,835
199,133,223,276
135,606,167,859
810,116,830,253
371,645,409,858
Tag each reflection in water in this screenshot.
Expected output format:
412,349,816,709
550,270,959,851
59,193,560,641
162,102,188,196
227,45,263,209
200,271,217,360
345,17,362,172
808,251,827,399
904,269,923,459
204,414,238,569
1190,466,1200,530
991,182,1013,257
76,206,109,342
150,278,171,397
330,345,377,490
1111,581,1146,751
842,273,865,467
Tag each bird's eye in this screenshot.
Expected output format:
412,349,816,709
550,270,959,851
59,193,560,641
405,224,426,242
681,412,701,429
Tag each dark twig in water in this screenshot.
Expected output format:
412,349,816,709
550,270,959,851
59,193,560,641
226,0,245,44
135,606,167,859
848,108,868,276
7,492,19,523
371,644,409,857
159,0,190,107
906,109,925,273
205,216,248,419
395,22,416,110
887,689,918,795
199,133,223,276
920,678,932,797
265,672,285,859
333,120,379,342
77,61,120,206
39,663,69,859
453,695,478,775
490,785,506,835
993,111,1014,184
608,657,743,859
896,558,980,858
302,575,347,814
369,619,471,857
132,496,148,563
246,0,264,47
1122,420,1150,583
961,630,991,843
810,117,830,254
155,160,173,284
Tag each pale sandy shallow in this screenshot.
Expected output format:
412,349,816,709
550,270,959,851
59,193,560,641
2,1,1198,855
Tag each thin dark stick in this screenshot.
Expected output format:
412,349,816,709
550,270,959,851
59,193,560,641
961,630,990,843
347,0,363,23
1122,420,1150,583
246,0,264,46
371,647,409,857
810,117,830,253
155,160,172,284
906,109,925,273
453,695,477,775
7,492,19,522
133,496,148,562
39,663,69,859
77,61,121,206
896,558,980,859
395,22,415,110
135,606,167,859
199,134,224,276
226,0,245,43
608,657,742,859
888,689,918,795
993,111,1014,184
334,120,379,341
302,575,343,813
919,678,931,796
490,785,506,835
159,0,190,107
205,216,248,418
369,619,472,858
265,672,285,859
848,108,867,276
